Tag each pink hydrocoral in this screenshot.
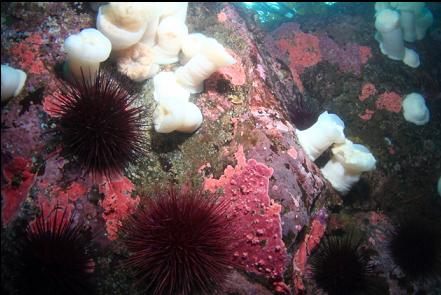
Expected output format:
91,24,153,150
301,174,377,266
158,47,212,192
32,189,75,231
359,46,373,65
57,182,87,202
204,146,288,282
269,22,372,94
9,34,47,74
293,215,326,293
277,32,321,75
376,91,402,113
217,11,227,23
359,83,377,102
1,157,36,224
99,176,140,240
359,109,375,121
274,27,321,93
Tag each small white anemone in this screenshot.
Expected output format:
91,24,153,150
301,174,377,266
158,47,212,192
402,92,430,125
321,139,376,195
64,28,111,80
153,16,189,65
180,33,208,65
153,99,202,134
375,9,405,61
403,48,420,68
1,65,27,102
175,38,236,93
96,3,149,51
296,111,346,161
153,71,190,103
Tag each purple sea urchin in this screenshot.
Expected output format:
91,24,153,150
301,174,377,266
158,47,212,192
122,186,234,295
51,70,148,178
8,208,96,295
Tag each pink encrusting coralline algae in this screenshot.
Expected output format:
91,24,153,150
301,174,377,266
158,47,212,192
359,108,375,121
204,146,289,283
358,85,402,120
276,30,321,93
359,83,377,102
9,34,47,75
318,34,372,76
1,157,37,224
99,176,140,240
376,91,402,113
267,22,372,94
293,215,327,293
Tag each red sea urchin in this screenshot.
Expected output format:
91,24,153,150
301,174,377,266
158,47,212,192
389,215,441,282
122,186,234,295
309,233,381,295
51,70,148,178
8,208,96,295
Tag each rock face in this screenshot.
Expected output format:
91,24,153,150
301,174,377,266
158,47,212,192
195,4,336,292
1,2,338,294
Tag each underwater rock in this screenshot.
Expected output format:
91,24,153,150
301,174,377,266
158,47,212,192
10,3,439,294
1,100,45,158
216,270,274,295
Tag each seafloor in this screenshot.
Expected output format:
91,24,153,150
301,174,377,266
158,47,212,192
1,2,441,295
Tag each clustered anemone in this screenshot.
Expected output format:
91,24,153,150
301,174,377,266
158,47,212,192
122,186,234,295
51,70,148,178
309,233,378,295
389,215,441,282
7,208,96,295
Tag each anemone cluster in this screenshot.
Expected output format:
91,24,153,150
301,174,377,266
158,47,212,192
374,2,433,68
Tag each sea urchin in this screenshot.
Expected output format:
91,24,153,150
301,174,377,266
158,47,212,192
9,208,96,295
389,215,441,282
309,233,376,295
122,186,234,295
51,70,147,178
